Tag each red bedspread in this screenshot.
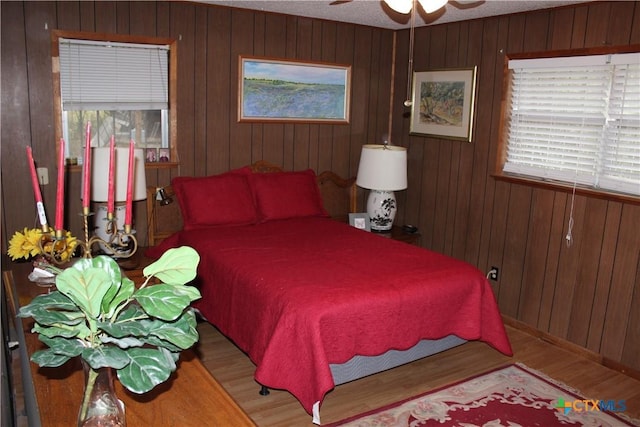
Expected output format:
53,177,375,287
147,217,512,415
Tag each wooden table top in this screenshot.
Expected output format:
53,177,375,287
8,261,256,427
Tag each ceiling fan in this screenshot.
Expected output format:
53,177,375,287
330,0,485,15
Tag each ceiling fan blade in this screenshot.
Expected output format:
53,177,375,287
329,0,352,5
449,0,485,9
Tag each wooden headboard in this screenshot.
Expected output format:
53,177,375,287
146,161,357,246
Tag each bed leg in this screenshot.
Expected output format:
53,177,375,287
259,385,270,396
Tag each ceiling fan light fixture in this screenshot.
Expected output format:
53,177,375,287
384,0,413,14
417,0,448,13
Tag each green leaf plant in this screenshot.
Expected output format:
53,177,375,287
18,246,201,398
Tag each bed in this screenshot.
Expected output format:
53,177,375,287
145,161,512,424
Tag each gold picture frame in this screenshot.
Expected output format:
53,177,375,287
409,67,477,142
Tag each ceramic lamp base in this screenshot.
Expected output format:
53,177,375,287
366,190,397,232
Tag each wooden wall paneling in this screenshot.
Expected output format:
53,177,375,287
622,258,640,368
600,204,640,361
548,195,587,338
129,1,156,36
349,26,371,175
585,2,612,48
522,10,551,51
537,193,567,331
1,2,31,252
282,17,300,171
567,198,608,346
56,1,80,31
442,23,462,257
570,3,589,48
24,2,57,229
586,202,621,353
450,21,477,261
517,188,554,326
476,15,509,272
631,2,640,44
549,7,575,50
465,17,498,267
607,1,635,45
317,21,338,174
229,8,254,170
498,185,532,318
94,1,117,34
330,22,354,178
115,1,131,35
291,19,313,171
171,2,196,176
207,6,232,175
249,14,266,163
487,180,511,306
79,1,95,32
192,5,209,177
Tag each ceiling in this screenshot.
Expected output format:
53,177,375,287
198,0,593,29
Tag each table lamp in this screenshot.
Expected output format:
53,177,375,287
91,146,146,256
356,144,407,232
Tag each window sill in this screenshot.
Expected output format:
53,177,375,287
68,162,178,173
492,173,640,206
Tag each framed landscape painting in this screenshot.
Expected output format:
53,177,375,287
238,56,351,123
409,67,477,142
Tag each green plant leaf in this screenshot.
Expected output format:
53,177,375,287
134,284,192,321
117,347,176,394
103,277,135,318
100,335,145,349
82,346,130,370
150,310,199,349
23,306,84,327
169,283,202,302
17,291,76,317
56,267,112,318
140,335,183,353
99,316,162,338
33,322,89,339
38,335,84,357
31,348,71,367
142,246,199,285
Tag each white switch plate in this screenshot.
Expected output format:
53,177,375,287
37,167,49,185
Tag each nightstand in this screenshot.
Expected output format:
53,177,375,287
375,226,422,246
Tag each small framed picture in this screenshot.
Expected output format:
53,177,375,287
349,213,371,232
145,148,157,162
158,148,170,162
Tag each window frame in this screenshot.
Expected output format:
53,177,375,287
495,44,640,205
51,30,178,169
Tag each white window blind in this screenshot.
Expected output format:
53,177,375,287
59,38,169,111
504,52,640,196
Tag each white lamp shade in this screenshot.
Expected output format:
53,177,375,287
356,144,407,191
91,147,147,202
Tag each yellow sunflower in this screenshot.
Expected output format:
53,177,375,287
7,228,78,261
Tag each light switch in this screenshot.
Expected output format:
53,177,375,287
37,167,49,185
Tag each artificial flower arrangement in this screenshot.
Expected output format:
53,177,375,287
7,227,78,262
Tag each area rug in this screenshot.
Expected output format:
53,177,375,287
328,363,638,426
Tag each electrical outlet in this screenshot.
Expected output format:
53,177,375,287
37,167,49,185
488,266,499,281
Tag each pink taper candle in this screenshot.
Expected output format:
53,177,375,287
26,147,48,229
124,139,134,226
55,139,65,231
82,122,92,210
107,135,115,216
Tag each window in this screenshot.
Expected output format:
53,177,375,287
52,31,177,165
498,49,640,198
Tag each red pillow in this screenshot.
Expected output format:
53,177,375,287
249,170,328,221
172,169,257,230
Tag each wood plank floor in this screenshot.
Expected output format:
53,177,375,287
194,321,640,426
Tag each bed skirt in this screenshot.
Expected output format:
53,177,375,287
330,335,467,385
